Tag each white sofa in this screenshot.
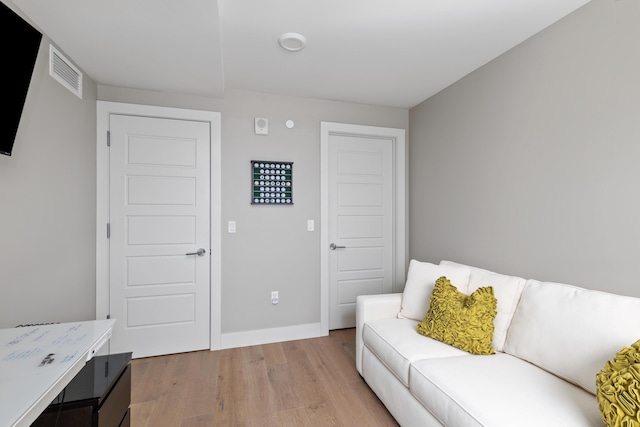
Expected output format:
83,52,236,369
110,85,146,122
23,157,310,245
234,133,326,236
356,260,640,427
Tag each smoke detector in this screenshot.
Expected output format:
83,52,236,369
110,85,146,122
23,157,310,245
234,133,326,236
278,33,307,52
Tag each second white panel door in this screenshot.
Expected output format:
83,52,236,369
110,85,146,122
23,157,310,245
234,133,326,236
108,114,211,358
328,133,394,329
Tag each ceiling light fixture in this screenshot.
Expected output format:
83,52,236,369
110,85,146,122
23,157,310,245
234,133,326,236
278,33,307,52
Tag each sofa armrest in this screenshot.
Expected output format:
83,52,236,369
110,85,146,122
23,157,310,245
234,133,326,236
355,293,402,375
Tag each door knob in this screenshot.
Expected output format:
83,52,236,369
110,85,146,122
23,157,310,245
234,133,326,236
329,243,346,250
186,248,206,256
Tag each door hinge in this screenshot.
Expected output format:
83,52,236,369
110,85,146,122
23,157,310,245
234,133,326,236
107,130,110,147
107,223,111,239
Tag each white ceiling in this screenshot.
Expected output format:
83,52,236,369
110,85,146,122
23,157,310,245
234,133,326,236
13,0,592,109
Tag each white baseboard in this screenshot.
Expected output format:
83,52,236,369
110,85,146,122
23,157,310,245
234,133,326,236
218,322,327,350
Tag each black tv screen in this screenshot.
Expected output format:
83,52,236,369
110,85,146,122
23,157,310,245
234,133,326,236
0,2,42,157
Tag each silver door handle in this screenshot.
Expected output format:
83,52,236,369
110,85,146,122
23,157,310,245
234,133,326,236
186,248,206,256
330,243,346,250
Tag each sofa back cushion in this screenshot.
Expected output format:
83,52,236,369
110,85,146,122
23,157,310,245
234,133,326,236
503,279,640,395
398,260,470,321
440,260,526,352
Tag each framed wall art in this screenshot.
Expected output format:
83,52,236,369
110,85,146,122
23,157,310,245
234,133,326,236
251,160,293,205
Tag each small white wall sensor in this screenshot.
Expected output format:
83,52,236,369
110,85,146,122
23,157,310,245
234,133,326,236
255,117,268,135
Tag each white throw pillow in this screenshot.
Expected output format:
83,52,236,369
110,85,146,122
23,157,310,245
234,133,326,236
398,260,470,321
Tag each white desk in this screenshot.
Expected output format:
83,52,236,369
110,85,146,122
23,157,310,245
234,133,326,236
0,319,115,427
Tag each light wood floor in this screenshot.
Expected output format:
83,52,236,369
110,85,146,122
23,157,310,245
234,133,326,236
130,328,399,427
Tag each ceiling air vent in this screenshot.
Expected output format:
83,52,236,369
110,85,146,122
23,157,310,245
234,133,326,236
49,44,82,99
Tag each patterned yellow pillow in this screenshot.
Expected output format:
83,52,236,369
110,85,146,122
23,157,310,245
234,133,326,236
596,339,640,427
417,276,497,355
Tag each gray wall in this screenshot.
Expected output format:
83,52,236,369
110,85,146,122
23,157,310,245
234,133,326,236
9,0,630,338
409,0,640,296
0,1,408,334
97,86,409,334
0,1,98,327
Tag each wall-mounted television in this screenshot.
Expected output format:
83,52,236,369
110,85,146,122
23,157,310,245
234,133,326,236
0,1,42,157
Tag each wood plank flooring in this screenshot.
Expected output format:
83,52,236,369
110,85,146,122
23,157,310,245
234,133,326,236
130,328,399,427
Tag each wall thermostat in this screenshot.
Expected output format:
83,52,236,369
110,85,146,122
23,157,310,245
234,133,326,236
255,117,268,135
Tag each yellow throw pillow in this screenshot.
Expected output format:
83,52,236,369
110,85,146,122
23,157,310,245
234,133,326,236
596,339,640,427
417,276,497,355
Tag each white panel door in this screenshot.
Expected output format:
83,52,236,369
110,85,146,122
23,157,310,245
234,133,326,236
328,134,394,329
109,114,210,358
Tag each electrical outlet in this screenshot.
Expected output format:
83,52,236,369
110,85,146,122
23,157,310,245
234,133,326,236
271,291,279,305
307,219,314,231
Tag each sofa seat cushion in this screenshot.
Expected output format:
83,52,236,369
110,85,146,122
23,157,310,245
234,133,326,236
410,353,604,427
363,318,468,387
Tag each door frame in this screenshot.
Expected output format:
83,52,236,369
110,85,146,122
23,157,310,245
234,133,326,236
96,101,223,350
320,121,407,333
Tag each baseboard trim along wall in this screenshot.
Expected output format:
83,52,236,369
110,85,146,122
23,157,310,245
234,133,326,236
220,322,326,350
